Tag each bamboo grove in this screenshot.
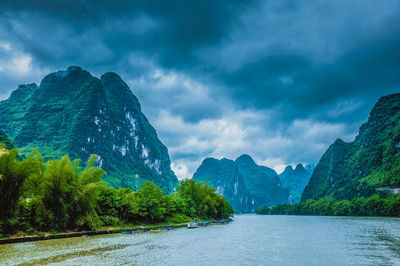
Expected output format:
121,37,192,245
0,147,233,237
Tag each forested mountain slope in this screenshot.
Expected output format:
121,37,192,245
302,93,400,201
0,66,178,192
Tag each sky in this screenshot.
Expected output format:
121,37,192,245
0,0,399,179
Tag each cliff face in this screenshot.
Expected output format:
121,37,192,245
0,66,178,193
302,93,400,201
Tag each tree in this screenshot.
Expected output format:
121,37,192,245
28,154,104,231
178,179,233,220
0,148,42,233
136,181,167,222
256,206,270,215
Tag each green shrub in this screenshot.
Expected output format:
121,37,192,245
167,213,192,224
100,215,121,226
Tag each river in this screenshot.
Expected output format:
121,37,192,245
1,215,400,265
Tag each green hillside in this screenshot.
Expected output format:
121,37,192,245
302,93,400,201
0,66,178,193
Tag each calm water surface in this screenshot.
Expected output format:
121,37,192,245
1,215,400,265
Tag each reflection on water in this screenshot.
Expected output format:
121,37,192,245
1,215,400,265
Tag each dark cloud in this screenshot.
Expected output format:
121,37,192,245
0,0,258,68
207,0,400,127
223,27,400,123
0,0,399,177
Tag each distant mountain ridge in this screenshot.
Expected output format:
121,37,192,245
0,66,178,192
235,154,289,207
192,157,254,212
193,154,294,211
279,163,312,203
302,92,400,201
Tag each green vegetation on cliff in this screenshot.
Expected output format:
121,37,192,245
0,147,233,237
302,93,400,201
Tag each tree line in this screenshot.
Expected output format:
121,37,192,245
0,147,233,237
256,194,400,216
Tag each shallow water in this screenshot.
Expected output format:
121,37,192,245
1,215,400,265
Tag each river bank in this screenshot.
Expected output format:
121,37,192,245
0,223,188,245
0,219,233,245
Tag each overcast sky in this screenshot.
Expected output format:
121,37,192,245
0,0,399,178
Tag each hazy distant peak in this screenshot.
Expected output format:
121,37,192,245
283,165,294,172
295,163,305,171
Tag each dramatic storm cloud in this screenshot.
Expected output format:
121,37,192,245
0,0,399,178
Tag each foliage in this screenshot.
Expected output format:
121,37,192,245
260,194,400,217
166,213,192,224
135,181,168,221
20,154,104,231
0,131,16,150
256,206,270,215
0,147,233,236
178,179,234,220
0,149,42,233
